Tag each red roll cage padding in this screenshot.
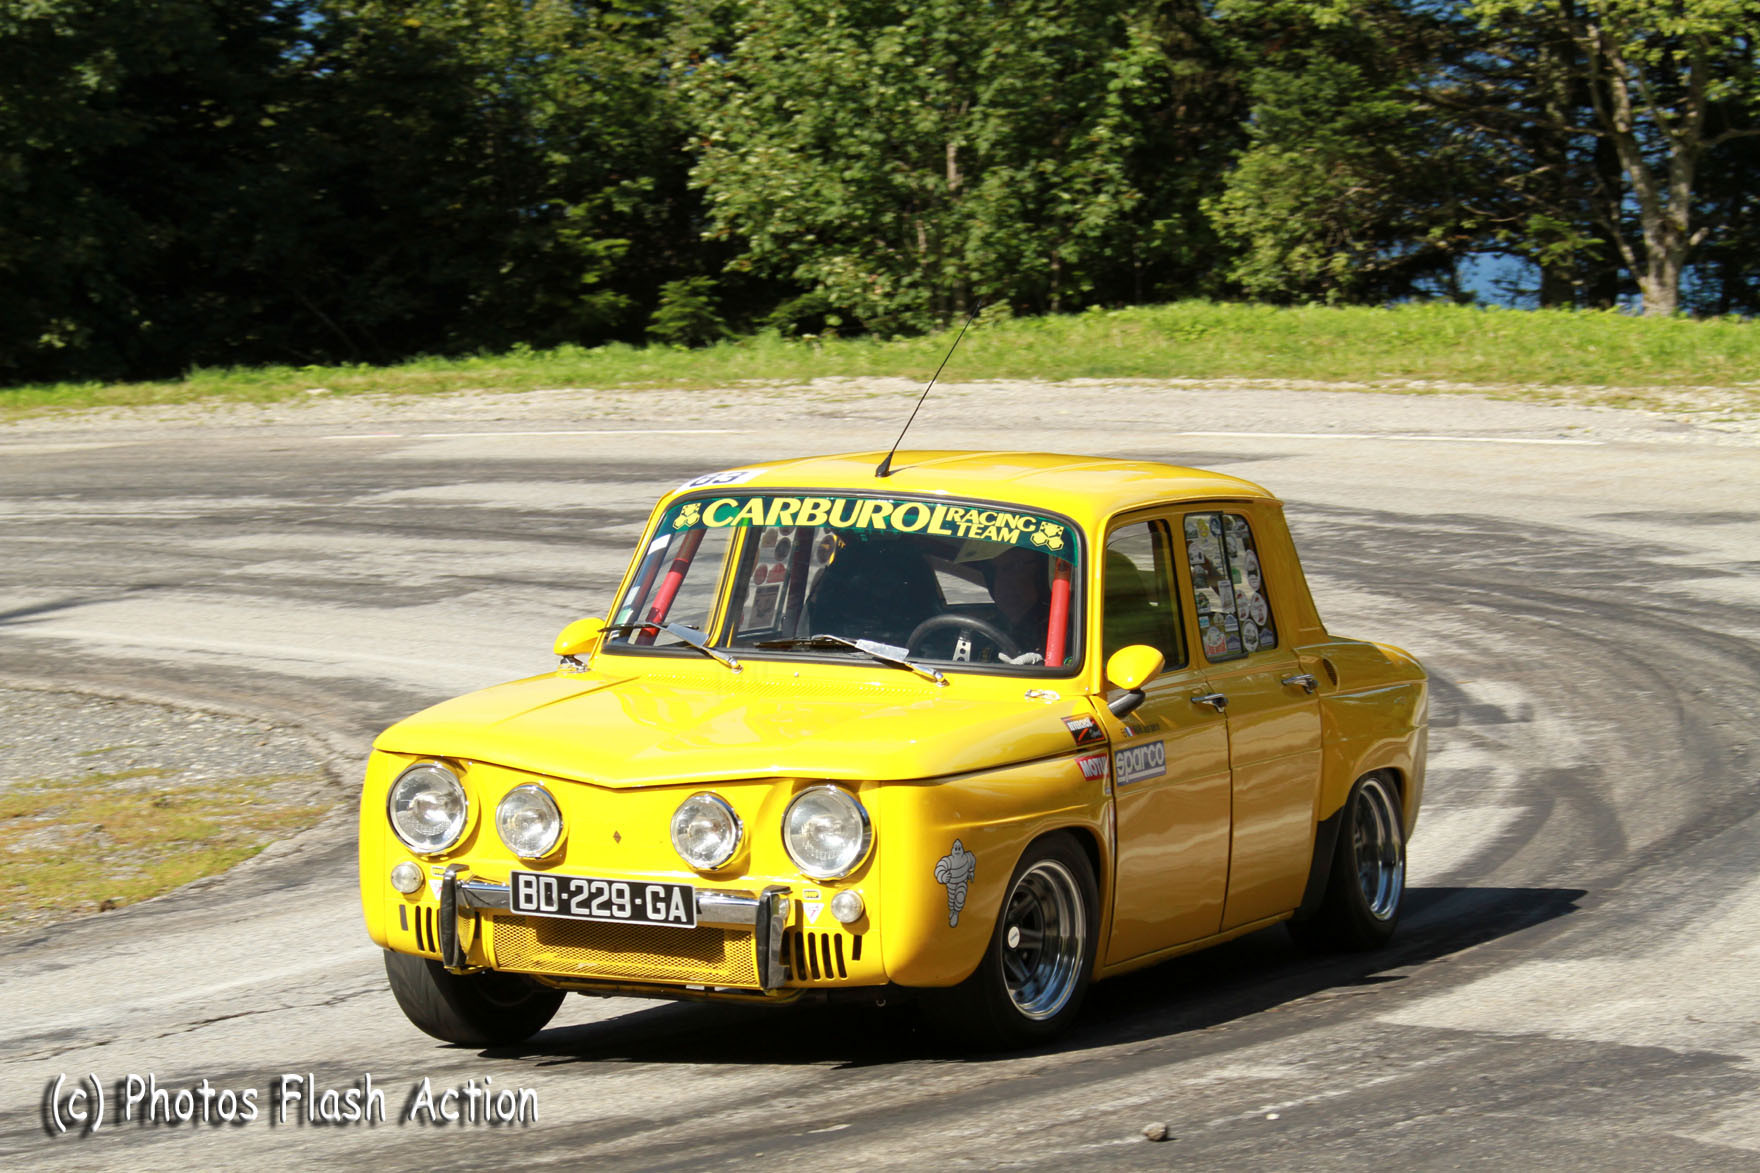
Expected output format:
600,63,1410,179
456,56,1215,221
637,527,707,645
1045,558,1072,667
780,525,815,635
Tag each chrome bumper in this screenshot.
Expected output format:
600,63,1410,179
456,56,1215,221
439,868,791,991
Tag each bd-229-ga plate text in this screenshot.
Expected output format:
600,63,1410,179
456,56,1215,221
509,870,696,927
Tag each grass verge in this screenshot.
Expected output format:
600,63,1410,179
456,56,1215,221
5,301,1759,420
0,770,329,932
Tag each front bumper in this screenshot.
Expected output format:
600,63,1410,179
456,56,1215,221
438,865,794,991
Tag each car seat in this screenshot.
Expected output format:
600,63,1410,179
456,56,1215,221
807,537,942,647
1103,550,1176,660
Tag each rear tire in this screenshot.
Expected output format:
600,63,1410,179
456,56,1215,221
384,950,565,1046
929,832,1098,1049
1288,773,1406,952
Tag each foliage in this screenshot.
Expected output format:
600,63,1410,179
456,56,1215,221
1466,0,1760,315
3,0,1760,383
0,0,698,383
680,0,1239,333
647,277,730,347
1208,0,1760,313
1205,20,1494,303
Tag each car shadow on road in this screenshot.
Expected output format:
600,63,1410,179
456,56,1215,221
484,884,1584,1069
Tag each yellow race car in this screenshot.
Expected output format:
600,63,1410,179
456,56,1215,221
359,452,1427,1047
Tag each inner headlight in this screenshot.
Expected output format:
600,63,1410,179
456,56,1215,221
387,762,469,855
496,784,564,859
671,792,742,870
782,786,872,879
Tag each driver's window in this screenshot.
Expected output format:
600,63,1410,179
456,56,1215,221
1102,522,1185,668
613,525,734,633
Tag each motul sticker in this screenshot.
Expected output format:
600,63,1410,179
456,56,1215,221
1076,752,1109,781
1114,740,1166,786
1062,714,1104,745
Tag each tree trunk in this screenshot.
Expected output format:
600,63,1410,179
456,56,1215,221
1539,265,1574,308
946,140,964,321
1587,133,1623,308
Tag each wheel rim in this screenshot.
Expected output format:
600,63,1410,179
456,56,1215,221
1352,777,1405,920
1000,859,1086,1021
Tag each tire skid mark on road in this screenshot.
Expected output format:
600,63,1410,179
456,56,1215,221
5,430,1760,1167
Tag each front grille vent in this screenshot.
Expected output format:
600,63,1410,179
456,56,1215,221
784,929,859,981
412,905,439,956
490,916,759,988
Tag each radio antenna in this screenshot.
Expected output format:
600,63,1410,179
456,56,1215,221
875,301,983,478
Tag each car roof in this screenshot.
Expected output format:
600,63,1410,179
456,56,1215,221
667,450,1275,528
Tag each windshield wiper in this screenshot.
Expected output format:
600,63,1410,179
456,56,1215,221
755,634,946,686
603,621,741,672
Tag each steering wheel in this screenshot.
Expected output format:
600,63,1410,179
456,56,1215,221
906,613,1022,660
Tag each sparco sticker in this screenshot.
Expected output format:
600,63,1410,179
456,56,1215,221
1114,740,1167,786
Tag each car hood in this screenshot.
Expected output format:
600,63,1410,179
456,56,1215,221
373,670,1089,787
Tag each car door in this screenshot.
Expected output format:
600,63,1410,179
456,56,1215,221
1180,508,1323,929
1097,516,1233,964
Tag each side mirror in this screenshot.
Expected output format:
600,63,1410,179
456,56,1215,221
553,616,607,661
1104,645,1165,718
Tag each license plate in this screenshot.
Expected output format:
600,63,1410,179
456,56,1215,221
508,870,696,928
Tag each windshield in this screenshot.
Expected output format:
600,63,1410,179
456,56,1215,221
607,493,1084,673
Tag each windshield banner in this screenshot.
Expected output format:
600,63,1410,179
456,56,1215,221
667,495,1077,562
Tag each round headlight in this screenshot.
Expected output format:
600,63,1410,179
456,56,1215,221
496,784,564,859
782,786,872,880
670,792,742,871
387,762,469,855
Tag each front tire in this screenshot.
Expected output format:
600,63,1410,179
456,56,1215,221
1289,773,1406,952
384,950,565,1046
931,832,1098,1049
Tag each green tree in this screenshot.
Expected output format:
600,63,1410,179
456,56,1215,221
1204,32,1495,303
0,0,705,382
1219,0,1760,314
0,0,307,381
1469,0,1760,315
284,0,694,358
646,276,730,346
681,0,1229,333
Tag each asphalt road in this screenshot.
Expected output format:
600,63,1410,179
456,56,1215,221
2,381,1757,1170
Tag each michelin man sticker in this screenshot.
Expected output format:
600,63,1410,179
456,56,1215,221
934,840,978,927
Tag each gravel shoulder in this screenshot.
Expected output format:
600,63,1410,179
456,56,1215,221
0,684,344,936
4,375,1758,444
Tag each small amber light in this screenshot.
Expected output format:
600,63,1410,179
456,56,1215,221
390,861,423,894
830,890,865,924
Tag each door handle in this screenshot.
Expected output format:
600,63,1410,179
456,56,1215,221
1191,692,1228,712
1281,673,1319,694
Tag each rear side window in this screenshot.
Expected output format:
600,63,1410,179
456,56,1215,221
1183,512,1278,661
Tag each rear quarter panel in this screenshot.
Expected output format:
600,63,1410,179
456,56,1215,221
1302,638,1429,835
